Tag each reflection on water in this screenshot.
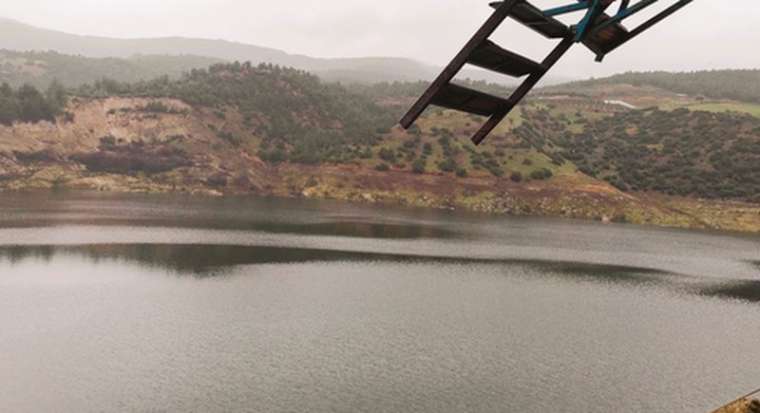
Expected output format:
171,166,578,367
703,280,760,303
2,243,760,304
254,221,459,239
1,192,759,413
0,243,672,277
0,191,459,240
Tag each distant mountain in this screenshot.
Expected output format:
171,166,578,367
0,49,222,88
0,17,529,85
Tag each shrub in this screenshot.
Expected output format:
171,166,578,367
259,148,287,163
375,163,390,171
437,158,456,173
412,159,425,174
530,168,554,180
217,131,242,146
510,172,523,182
143,101,171,113
13,149,60,164
99,135,117,148
207,173,228,188
611,213,628,223
305,176,319,187
379,148,396,162
488,166,504,177
358,148,372,159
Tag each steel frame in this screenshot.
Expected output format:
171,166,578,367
543,0,693,52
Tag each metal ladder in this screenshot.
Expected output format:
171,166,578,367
399,0,693,145
399,0,574,145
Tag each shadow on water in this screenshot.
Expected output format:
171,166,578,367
0,243,675,280
2,243,759,305
0,218,460,240
529,261,670,284
700,281,760,303
249,221,460,240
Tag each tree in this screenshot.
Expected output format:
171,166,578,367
17,84,53,123
45,79,68,115
0,83,19,126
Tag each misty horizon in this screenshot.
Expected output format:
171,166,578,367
1,0,759,79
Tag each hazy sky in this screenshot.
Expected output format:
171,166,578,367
4,0,760,77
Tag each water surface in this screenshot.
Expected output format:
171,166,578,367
1,192,759,412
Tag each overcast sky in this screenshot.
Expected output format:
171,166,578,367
3,0,759,77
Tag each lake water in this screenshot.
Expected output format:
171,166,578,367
1,192,759,412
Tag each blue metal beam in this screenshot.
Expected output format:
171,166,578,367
543,1,591,17
618,0,631,13
625,0,693,40
592,0,659,34
575,0,603,41
592,0,694,58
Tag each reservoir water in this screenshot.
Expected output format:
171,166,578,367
1,192,759,412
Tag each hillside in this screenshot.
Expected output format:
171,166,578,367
0,17,518,85
0,63,759,233
544,69,760,104
715,398,760,413
511,105,760,202
0,50,222,88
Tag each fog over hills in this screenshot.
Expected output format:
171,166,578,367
0,17,560,85
0,49,225,88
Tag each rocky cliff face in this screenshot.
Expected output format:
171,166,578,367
713,398,760,413
0,97,269,194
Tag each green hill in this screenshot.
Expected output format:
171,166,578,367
73,62,397,164
529,106,760,201
4,62,759,203
546,69,760,103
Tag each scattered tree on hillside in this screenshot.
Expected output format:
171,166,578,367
0,82,65,125
76,62,396,164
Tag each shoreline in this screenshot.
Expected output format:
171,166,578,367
2,179,759,236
